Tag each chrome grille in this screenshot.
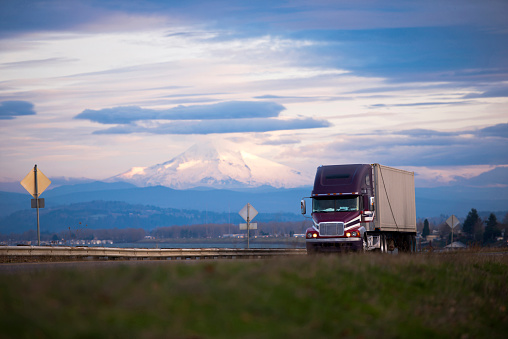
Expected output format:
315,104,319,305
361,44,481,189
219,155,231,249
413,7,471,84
319,222,344,236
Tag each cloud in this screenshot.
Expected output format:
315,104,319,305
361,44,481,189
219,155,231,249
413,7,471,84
3,1,508,35
453,166,508,187
296,123,508,167
0,0,170,37
92,117,331,135
260,138,302,146
253,94,352,103
370,101,468,108
476,123,508,138
395,124,508,140
294,25,508,84
0,101,36,120
3,1,507,87
75,101,285,124
254,95,309,100
76,106,158,124
393,129,460,138
75,100,332,134
0,1,99,36
0,57,78,68
463,86,508,99
75,99,331,135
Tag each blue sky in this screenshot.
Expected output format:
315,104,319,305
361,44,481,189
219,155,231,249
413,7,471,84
0,0,507,187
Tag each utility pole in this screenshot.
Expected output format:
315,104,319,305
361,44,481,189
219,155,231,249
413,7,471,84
34,165,40,245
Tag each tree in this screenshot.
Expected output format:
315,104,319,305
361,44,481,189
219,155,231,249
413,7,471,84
483,213,501,244
462,208,479,237
422,219,430,238
502,213,508,239
474,218,484,243
438,223,451,240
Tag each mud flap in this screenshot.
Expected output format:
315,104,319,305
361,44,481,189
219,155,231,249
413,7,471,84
367,235,380,250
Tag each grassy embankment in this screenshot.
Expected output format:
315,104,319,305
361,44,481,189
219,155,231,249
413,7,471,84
1,252,507,338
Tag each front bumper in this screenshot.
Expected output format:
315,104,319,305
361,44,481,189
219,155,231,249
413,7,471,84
306,237,362,253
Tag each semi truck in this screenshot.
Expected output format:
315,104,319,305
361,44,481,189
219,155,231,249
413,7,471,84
301,164,417,253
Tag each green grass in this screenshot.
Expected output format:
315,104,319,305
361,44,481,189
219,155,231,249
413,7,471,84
1,253,507,338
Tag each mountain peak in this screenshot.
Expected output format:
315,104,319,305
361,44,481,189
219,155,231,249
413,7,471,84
109,144,311,189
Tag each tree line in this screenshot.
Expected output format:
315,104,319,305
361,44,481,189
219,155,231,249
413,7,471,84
419,209,507,246
0,220,313,244
0,200,302,234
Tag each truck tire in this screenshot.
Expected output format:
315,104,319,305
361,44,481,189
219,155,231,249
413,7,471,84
400,234,410,253
380,234,387,253
406,234,412,253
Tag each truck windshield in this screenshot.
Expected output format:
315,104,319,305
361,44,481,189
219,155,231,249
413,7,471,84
312,196,359,213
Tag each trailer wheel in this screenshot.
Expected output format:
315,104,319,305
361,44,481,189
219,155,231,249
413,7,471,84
399,234,410,253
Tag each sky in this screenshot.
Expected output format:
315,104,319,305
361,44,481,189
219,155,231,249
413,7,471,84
0,0,507,188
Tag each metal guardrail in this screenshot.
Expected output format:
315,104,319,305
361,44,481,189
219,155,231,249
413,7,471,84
0,246,307,262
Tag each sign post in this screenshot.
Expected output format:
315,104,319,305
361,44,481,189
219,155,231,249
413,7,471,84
239,203,258,249
446,215,460,246
20,165,51,246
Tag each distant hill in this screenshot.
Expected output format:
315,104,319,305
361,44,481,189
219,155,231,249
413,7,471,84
415,185,508,217
2,178,508,217
40,183,310,215
0,200,302,234
0,191,27,217
1,165,507,234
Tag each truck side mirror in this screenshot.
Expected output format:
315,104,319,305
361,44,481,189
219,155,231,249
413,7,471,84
301,199,306,215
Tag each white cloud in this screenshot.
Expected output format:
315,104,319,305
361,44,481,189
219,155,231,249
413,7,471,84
75,101,286,124
92,117,331,135
0,0,507,187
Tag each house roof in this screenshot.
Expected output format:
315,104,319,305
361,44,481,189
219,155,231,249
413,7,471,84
445,241,466,248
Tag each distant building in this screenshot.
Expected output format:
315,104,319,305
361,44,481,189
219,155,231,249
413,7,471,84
426,235,439,241
222,234,245,239
444,241,466,250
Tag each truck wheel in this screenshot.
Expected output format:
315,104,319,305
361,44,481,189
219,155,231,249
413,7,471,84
380,234,387,253
400,234,410,253
406,234,412,253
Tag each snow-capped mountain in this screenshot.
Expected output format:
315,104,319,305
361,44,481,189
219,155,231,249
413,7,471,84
108,144,311,189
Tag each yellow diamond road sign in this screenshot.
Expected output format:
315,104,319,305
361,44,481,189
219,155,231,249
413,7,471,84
20,167,51,198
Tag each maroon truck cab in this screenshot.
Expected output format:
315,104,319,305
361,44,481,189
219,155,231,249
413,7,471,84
303,164,374,253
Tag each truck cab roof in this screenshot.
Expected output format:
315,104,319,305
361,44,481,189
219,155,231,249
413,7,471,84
312,164,372,196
